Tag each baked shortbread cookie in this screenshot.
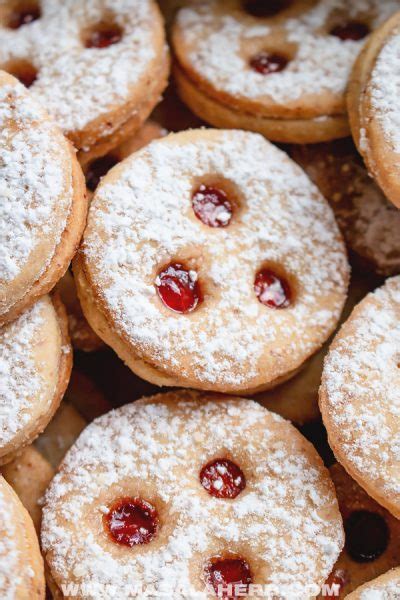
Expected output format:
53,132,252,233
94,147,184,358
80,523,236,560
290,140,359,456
42,391,344,599
320,276,400,519
346,568,400,599
321,464,400,599
0,475,45,599
0,71,86,324
172,0,400,143
291,139,400,276
74,129,349,394
0,0,169,162
0,294,72,465
348,11,400,208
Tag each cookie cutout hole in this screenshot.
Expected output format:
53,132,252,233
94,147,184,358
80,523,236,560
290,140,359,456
249,51,289,75
205,556,252,598
200,459,246,499
4,1,40,29
242,0,292,18
104,497,159,547
329,21,370,41
345,510,389,563
254,266,292,309
155,262,202,314
4,59,37,88
192,185,233,228
85,154,119,191
83,21,123,49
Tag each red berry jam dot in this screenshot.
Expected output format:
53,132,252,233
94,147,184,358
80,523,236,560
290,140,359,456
330,22,370,41
155,263,201,314
104,497,159,547
206,557,252,599
86,154,119,191
345,510,389,563
8,6,40,29
200,459,246,499
254,268,291,309
192,185,233,228
243,0,291,17
324,569,348,597
85,24,123,49
250,51,288,75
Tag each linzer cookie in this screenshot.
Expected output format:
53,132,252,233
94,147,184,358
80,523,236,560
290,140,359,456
0,295,71,465
348,11,400,208
41,391,344,599
320,276,400,519
172,0,400,143
0,476,45,599
0,0,169,161
346,567,400,599
0,71,86,324
74,129,349,394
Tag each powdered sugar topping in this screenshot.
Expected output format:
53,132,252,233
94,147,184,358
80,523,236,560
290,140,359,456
176,0,399,108
0,481,19,599
82,130,348,389
42,393,343,598
0,0,161,137
322,276,400,498
0,80,72,290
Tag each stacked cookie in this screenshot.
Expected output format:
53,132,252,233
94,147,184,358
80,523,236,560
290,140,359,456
1,1,400,598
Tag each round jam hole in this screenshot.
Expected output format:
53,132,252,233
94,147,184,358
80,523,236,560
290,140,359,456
192,185,233,228
155,263,201,314
345,510,389,562
330,22,370,41
206,557,252,599
250,51,288,75
85,24,123,49
200,459,245,499
254,268,291,309
86,154,119,191
104,497,159,547
243,0,291,17
9,63,37,88
8,6,40,29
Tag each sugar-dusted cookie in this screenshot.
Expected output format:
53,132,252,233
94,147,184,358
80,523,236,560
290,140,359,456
74,129,349,394
42,391,344,599
0,71,86,324
173,0,400,143
346,567,400,599
320,275,400,518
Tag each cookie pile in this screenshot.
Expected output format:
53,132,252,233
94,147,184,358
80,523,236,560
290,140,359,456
1,1,400,598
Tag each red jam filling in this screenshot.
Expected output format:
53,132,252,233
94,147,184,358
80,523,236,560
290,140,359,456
243,0,291,17
345,510,389,563
324,569,348,597
156,263,201,314
206,557,252,599
85,154,119,191
254,269,291,308
192,185,233,228
250,51,288,75
330,22,370,41
8,7,40,29
104,497,159,547
200,459,246,499
85,24,123,49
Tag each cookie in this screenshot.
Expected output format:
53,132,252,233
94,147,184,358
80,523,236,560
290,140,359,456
0,0,169,161
0,71,87,324
0,475,45,599
321,464,400,599
291,139,400,276
1,445,53,533
74,129,349,394
320,275,400,519
172,0,400,143
348,11,400,208
346,568,400,599
0,294,72,465
42,391,344,599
